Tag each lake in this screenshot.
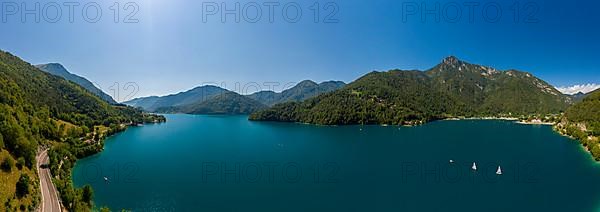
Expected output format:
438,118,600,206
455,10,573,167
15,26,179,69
73,115,600,211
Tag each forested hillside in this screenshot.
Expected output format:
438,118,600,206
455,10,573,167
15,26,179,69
36,63,118,104
0,50,164,211
565,89,600,131
250,56,571,125
557,89,600,160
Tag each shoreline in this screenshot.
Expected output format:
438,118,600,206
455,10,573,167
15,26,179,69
444,117,519,121
515,121,555,125
256,115,523,127
60,120,166,210
553,122,600,163
443,117,556,126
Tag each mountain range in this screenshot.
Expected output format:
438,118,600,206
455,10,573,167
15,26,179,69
570,92,588,102
248,80,346,106
155,91,267,114
250,56,572,125
33,56,575,125
124,85,228,112
35,63,117,104
123,80,346,114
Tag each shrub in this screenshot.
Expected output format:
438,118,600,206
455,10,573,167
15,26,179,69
1,156,14,172
16,157,25,170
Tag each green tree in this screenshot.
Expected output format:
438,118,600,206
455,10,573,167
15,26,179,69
16,174,30,198
592,145,600,161
82,185,93,205
0,133,4,149
15,137,36,168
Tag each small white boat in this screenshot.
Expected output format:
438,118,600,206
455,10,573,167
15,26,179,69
449,159,454,163
471,162,477,171
104,176,109,182
496,166,503,175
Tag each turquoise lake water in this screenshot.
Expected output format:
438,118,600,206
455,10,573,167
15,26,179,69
73,115,600,211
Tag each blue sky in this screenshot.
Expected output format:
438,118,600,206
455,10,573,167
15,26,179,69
1,0,598,101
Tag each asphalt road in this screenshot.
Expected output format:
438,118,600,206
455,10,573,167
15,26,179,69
36,149,61,212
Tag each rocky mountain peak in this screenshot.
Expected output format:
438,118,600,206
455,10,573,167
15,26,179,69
442,56,461,66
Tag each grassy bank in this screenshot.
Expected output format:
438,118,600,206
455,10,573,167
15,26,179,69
0,150,40,211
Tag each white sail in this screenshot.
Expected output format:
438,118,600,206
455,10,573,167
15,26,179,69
496,166,503,175
472,162,477,171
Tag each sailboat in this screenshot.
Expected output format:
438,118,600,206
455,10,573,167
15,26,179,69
471,162,477,171
496,166,503,175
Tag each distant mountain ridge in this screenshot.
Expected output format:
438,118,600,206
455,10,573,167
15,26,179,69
124,80,345,114
248,80,346,106
125,85,228,112
156,91,267,114
249,56,571,125
35,63,117,104
570,92,588,102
